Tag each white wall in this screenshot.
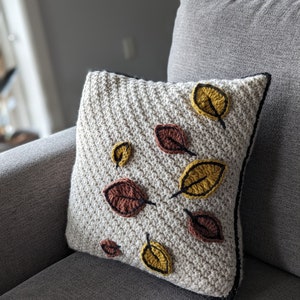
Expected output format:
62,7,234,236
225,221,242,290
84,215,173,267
38,0,179,127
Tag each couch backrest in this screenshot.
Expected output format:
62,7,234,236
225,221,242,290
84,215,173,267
168,0,300,276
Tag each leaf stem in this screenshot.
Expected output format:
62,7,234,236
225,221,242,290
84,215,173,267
183,208,194,219
146,232,151,246
170,190,182,199
168,137,196,156
143,199,156,206
207,97,226,129
184,176,207,190
218,117,226,129
184,148,197,156
171,175,207,199
145,233,160,262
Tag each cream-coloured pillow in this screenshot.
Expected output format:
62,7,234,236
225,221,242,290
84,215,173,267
66,71,271,298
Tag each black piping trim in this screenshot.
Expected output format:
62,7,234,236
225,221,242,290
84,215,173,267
227,72,271,299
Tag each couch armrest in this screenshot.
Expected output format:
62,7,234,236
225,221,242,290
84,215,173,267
0,127,76,295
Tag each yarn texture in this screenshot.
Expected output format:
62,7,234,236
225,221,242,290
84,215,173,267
66,71,271,298
111,141,132,168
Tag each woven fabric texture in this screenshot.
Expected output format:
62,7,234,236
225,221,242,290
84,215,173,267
167,0,300,276
66,71,270,298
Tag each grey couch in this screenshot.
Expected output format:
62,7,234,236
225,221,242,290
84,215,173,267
1,1,299,299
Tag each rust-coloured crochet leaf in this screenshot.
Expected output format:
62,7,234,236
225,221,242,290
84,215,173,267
100,239,122,257
184,209,224,242
154,124,196,156
171,159,226,200
103,178,156,217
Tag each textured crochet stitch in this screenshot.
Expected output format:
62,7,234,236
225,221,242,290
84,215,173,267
66,70,271,299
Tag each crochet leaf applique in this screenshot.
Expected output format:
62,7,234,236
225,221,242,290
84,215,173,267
154,124,196,156
190,83,229,129
140,233,172,276
111,141,132,168
171,159,227,199
103,178,156,217
184,209,224,243
100,239,122,257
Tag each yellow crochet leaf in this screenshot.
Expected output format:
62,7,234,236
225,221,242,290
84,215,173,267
171,159,227,200
190,83,229,129
140,233,172,276
111,141,132,168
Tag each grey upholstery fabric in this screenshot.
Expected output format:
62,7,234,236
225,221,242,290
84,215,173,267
168,0,300,276
2,252,299,300
0,127,76,295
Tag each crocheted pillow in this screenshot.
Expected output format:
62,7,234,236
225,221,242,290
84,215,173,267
66,71,271,299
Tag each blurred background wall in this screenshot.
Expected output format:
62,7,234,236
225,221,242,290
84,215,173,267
0,0,179,141
38,0,179,127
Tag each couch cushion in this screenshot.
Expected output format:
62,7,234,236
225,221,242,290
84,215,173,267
1,252,299,300
167,0,300,276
